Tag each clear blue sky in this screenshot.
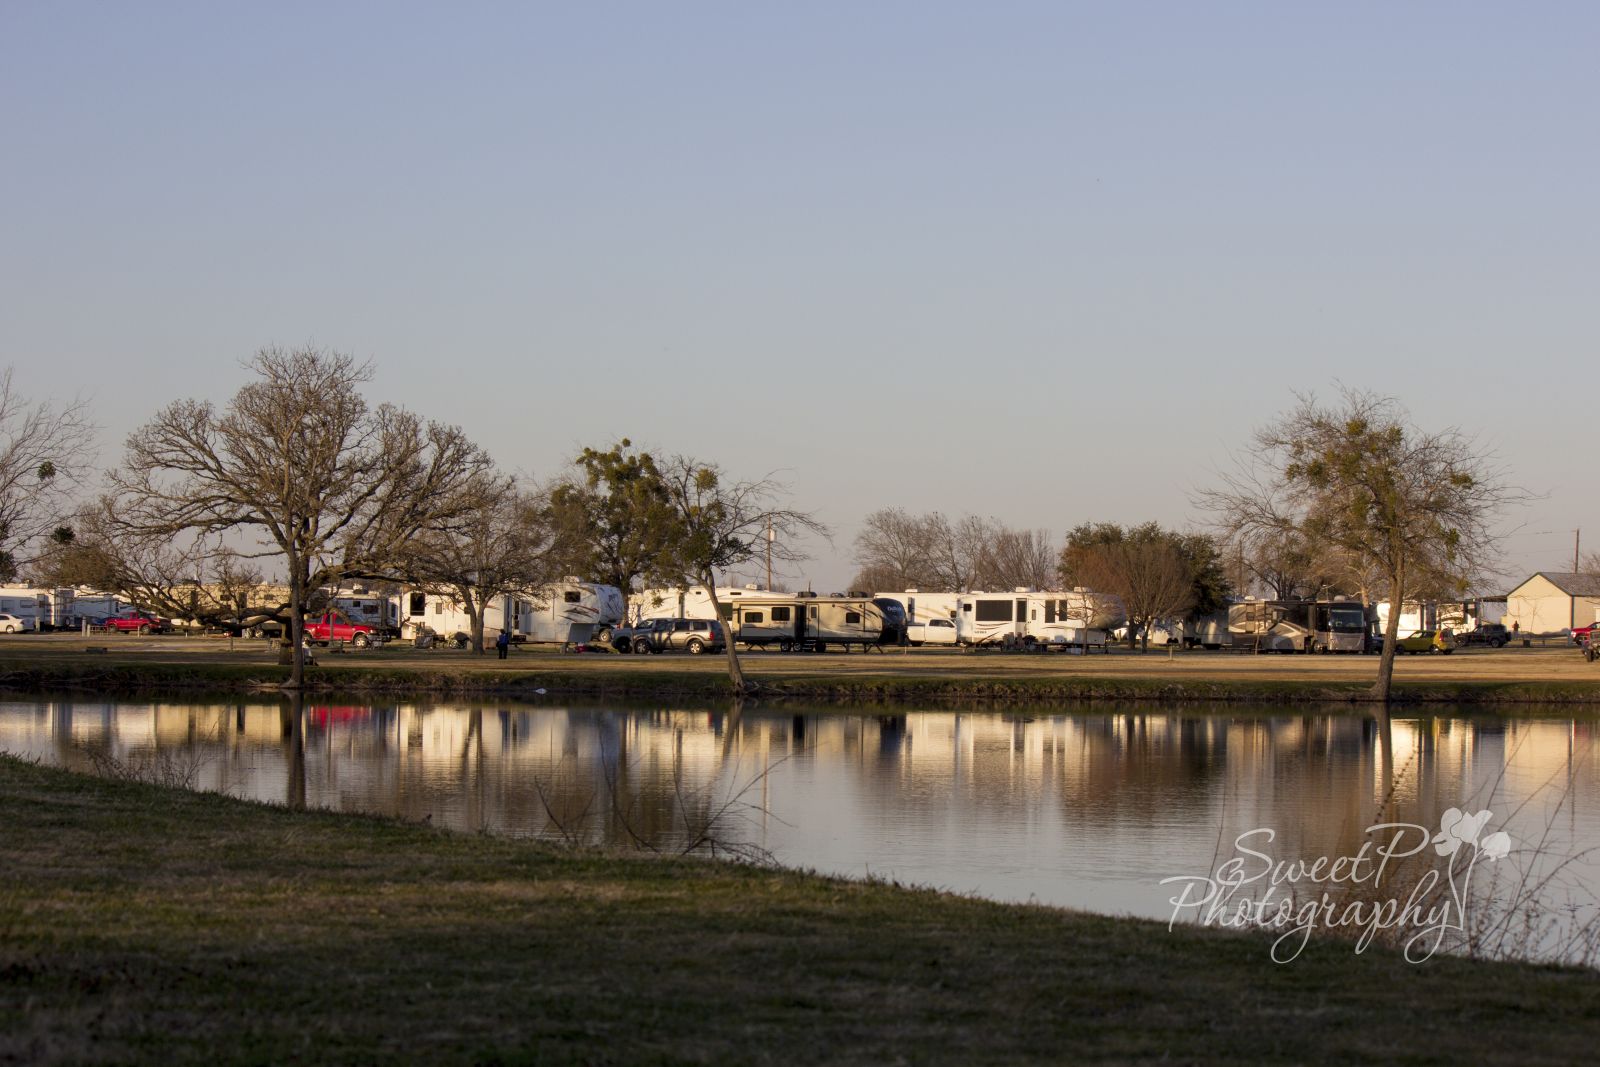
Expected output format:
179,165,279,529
3,2,1595,592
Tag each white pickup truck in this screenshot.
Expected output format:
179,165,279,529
904,617,958,646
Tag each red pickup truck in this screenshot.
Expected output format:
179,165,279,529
302,612,380,648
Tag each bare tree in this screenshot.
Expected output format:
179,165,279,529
1199,388,1517,702
0,368,95,580
979,525,1057,590
657,458,827,695
851,507,938,590
391,481,559,653
32,498,276,628
110,346,494,687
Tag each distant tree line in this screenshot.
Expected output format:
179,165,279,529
0,356,1525,700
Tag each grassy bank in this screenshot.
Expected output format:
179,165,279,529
1,756,1597,1065
2,639,1600,706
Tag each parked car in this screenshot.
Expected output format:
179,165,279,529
1395,629,1453,655
0,613,27,634
621,617,725,655
103,610,171,635
1456,623,1511,648
302,612,380,648
904,618,959,646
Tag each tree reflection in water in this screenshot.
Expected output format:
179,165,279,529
9,697,1597,964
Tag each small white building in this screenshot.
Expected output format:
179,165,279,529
1505,573,1600,636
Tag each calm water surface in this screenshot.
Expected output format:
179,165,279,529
4,697,1597,962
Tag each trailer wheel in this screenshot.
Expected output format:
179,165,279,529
813,642,827,653
352,632,371,649
779,639,794,653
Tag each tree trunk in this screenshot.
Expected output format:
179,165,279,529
703,578,748,695
468,594,486,654
285,558,306,689
1370,557,1404,704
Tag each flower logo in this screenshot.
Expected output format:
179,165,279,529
1432,807,1493,857
1480,831,1511,861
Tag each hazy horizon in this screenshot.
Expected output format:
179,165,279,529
4,3,1594,595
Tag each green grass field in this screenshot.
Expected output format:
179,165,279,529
1,755,1597,1064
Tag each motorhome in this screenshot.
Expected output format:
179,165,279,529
954,589,1126,648
400,579,624,646
722,592,889,651
1227,599,1371,653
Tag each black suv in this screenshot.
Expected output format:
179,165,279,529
1456,623,1510,648
618,617,726,655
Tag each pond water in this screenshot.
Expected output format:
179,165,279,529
4,696,1598,965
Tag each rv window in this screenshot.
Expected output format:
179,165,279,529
845,611,861,625
974,600,1012,622
745,612,764,624
409,593,426,616
771,606,791,622
564,591,581,603
962,603,971,613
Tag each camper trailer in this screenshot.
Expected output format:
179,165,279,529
954,589,1125,648
873,590,962,625
401,579,624,647
722,593,888,652
631,585,783,624
330,590,401,637
0,587,78,631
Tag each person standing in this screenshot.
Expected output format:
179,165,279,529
495,629,510,659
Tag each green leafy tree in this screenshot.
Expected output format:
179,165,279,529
1200,389,1516,702
548,440,679,614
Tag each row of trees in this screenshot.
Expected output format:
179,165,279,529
3,348,821,693
0,357,1520,701
848,509,1057,593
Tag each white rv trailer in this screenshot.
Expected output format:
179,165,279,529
954,589,1126,648
400,579,624,646
330,589,401,636
70,592,125,626
0,587,76,631
872,590,962,625
721,593,888,651
631,585,783,624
